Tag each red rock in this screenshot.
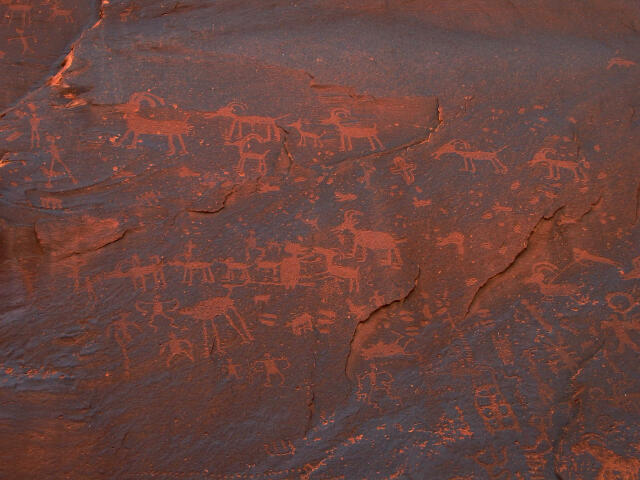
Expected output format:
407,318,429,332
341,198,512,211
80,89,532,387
0,1,639,478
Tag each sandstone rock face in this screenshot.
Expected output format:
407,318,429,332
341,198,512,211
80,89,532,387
1,1,639,479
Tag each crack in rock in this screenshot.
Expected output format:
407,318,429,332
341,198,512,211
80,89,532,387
276,124,296,175
324,98,443,173
464,205,566,318
187,184,239,215
552,338,605,478
0,0,104,118
344,266,420,382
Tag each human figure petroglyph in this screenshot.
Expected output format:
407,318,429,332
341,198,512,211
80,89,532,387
224,358,242,379
135,295,180,331
603,292,640,353
205,101,282,141
288,118,323,148
433,139,507,174
253,353,289,387
26,103,40,147
320,108,384,152
160,332,194,367
390,156,416,185
226,133,269,177
572,436,640,480
280,242,309,290
7,27,34,54
106,313,142,376
529,147,589,181
333,210,403,266
107,254,165,292
181,294,254,356
313,247,360,293
356,363,396,405
115,92,192,155
168,241,214,286
44,134,76,186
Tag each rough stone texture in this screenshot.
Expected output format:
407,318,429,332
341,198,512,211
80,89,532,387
1,1,639,479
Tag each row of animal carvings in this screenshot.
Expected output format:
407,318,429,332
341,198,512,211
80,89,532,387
109,92,590,181
11,92,591,185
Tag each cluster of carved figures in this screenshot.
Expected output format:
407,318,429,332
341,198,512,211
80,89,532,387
5,90,596,191
107,92,590,182
78,208,406,382
1,0,72,55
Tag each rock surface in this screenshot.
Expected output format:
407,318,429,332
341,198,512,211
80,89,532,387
1,1,639,479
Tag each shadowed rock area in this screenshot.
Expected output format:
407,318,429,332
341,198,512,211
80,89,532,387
0,1,639,478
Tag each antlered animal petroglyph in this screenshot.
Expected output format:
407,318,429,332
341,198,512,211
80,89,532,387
205,101,282,141
313,247,360,293
115,92,193,155
433,140,507,174
333,210,403,266
321,108,384,152
226,133,270,177
288,118,323,148
529,147,589,181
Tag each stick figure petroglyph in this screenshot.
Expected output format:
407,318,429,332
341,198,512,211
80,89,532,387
44,135,76,186
603,292,640,353
8,27,34,54
253,353,290,387
160,332,194,367
135,295,180,331
106,313,142,376
280,242,310,290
